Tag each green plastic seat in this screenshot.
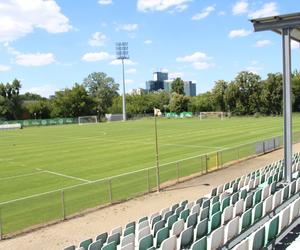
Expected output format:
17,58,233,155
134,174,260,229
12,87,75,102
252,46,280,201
282,185,290,201
253,189,262,205
139,216,148,224
151,215,162,229
179,226,194,249
153,220,165,237
230,192,239,205
224,182,230,190
171,203,179,212
270,182,276,194
221,196,230,211
187,213,198,228
241,208,252,231
211,195,219,205
211,188,217,197
163,210,174,222
210,201,220,217
139,234,153,250
101,241,116,250
196,197,205,206
265,216,279,246
252,201,263,223
96,232,108,244
175,206,185,215
123,226,135,237
202,199,210,209
181,200,188,207
167,214,178,229
191,236,207,250
125,221,135,230
240,189,247,200
80,239,93,250
209,211,221,233
196,218,208,240
156,227,169,248
89,240,103,250
180,208,190,222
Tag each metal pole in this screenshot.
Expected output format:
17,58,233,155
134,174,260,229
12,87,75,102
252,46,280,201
122,59,126,121
108,179,113,203
61,190,66,220
155,115,160,192
282,28,293,183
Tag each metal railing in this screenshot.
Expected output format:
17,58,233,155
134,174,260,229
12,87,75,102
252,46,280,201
0,132,299,238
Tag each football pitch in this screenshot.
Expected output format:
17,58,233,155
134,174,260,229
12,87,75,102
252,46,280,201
1,115,300,235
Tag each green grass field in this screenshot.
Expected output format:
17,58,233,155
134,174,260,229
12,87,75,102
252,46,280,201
1,115,300,235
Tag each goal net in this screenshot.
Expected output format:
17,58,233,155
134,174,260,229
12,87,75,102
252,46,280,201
199,112,230,120
78,116,98,125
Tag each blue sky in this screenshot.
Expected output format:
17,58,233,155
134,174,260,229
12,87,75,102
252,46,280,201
0,0,299,97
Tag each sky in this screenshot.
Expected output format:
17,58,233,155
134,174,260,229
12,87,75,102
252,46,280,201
0,0,300,97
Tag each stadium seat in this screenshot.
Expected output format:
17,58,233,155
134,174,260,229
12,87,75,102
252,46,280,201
232,238,249,250
191,204,200,215
111,226,122,236
234,199,244,217
200,207,209,220
120,242,134,250
138,220,150,231
178,226,194,249
167,214,178,230
279,206,291,232
249,226,265,250
138,226,150,242
101,241,116,250
79,239,93,250
224,216,239,242
208,210,221,233
264,215,279,246
96,232,108,243
160,235,177,250
195,218,208,240
179,208,189,222
121,233,135,248
155,227,169,248
64,246,76,250
186,213,198,228
191,236,207,250
151,215,162,229
171,219,184,237
207,225,224,250
153,220,165,236
123,226,135,237
252,201,263,223
222,205,233,225
240,208,252,232
138,234,153,250
88,240,103,250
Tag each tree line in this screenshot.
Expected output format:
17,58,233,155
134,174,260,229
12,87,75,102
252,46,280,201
1,70,300,121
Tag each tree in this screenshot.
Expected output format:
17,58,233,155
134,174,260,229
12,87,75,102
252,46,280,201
24,100,52,119
21,92,45,101
189,92,214,113
83,72,119,116
171,78,185,95
51,84,94,117
261,73,282,115
292,70,300,112
169,93,190,113
212,80,228,111
0,79,22,120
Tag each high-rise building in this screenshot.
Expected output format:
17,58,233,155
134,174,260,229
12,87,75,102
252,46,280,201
145,71,197,96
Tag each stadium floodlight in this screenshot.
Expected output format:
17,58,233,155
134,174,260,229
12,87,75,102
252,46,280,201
116,42,129,121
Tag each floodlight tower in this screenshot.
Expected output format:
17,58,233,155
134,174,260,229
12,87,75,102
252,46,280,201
116,42,129,121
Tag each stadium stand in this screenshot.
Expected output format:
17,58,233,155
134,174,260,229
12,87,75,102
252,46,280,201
63,152,300,250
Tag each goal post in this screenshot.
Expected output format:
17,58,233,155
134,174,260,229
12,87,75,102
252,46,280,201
199,112,230,120
78,116,98,125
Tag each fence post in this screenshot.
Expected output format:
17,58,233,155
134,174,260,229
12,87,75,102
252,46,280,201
205,155,208,173
0,207,2,240
61,190,66,220
108,179,113,204
176,162,180,183
147,169,150,193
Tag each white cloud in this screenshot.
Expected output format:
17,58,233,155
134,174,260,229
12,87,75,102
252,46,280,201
192,6,215,20
232,1,248,15
228,29,251,38
110,59,137,65
23,84,57,97
144,39,153,44
137,0,191,12
16,53,55,66
0,0,72,42
245,60,262,74
176,51,214,70
116,23,138,32
98,0,113,5
248,2,278,19
88,32,106,47
169,72,184,79
254,39,272,47
82,52,114,62
0,64,11,71
291,40,300,50
126,68,137,74
218,11,226,16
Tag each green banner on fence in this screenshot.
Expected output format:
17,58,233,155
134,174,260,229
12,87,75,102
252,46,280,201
0,118,77,127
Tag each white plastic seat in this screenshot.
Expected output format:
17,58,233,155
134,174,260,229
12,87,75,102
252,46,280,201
262,185,270,200
207,225,224,250
234,199,244,217
224,216,239,242
138,220,149,231
137,226,150,242
121,233,135,248
263,195,273,216
217,184,224,195
150,212,160,225
291,198,300,222
120,242,134,250
272,189,283,210
296,178,300,193
279,206,291,233
160,235,176,250
111,226,122,236
161,207,170,219
186,202,194,210
191,204,200,215
171,219,184,237
222,205,233,225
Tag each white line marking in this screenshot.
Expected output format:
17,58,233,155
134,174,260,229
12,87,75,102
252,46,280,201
39,169,91,183
0,171,44,181
159,143,222,150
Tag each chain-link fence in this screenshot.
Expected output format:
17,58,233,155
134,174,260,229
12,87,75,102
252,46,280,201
1,132,300,238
